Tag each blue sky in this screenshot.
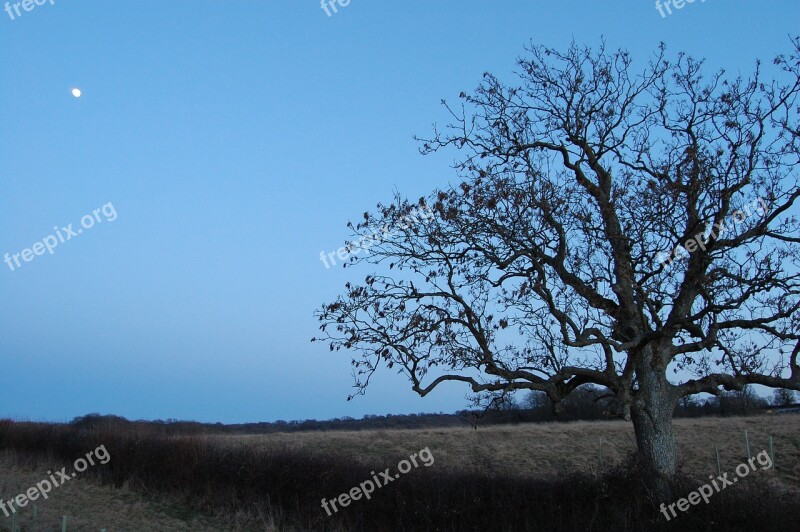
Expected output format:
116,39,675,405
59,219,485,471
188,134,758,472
1,1,798,423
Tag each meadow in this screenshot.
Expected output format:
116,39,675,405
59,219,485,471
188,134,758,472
209,414,800,486
0,414,799,531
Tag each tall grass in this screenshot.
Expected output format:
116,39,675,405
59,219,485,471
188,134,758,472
0,419,797,531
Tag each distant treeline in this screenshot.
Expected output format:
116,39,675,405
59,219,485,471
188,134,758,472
62,386,798,435
67,412,470,435
518,385,793,422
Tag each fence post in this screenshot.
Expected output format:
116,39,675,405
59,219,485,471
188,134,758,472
744,430,751,460
62,515,68,532
715,443,721,476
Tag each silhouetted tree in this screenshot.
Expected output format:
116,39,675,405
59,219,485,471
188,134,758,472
773,387,798,406
523,391,550,410
719,386,768,415
315,38,800,502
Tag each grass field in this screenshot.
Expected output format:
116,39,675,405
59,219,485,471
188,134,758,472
0,452,240,531
209,414,800,488
1,414,798,531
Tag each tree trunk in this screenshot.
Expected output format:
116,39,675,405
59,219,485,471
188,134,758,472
630,361,677,504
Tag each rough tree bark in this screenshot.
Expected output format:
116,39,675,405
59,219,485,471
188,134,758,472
630,349,677,500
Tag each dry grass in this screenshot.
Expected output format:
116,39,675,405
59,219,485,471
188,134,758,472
1,414,798,530
208,414,800,488
0,452,270,532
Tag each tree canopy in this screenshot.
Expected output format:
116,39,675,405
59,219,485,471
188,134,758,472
316,39,800,411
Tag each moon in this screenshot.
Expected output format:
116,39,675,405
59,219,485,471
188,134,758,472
71,88,82,98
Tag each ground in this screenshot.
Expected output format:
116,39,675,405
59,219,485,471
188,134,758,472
209,414,800,487
1,414,798,530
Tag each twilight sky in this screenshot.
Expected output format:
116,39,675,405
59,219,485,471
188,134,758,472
1,1,798,423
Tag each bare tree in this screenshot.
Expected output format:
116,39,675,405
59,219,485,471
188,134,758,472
677,395,694,411
773,387,798,406
523,390,550,410
315,38,800,502
720,385,768,415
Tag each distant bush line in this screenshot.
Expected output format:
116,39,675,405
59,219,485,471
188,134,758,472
37,385,790,438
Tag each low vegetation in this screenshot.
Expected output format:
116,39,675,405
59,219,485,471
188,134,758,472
1,414,799,530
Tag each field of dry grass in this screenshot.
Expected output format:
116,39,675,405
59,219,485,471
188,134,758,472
0,452,269,531
209,414,800,489
1,414,798,530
